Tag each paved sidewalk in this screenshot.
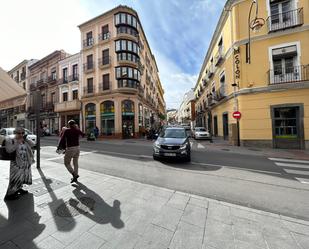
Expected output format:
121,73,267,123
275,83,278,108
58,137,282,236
1,160,309,249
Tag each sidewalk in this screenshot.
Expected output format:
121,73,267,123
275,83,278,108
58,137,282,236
1,160,308,249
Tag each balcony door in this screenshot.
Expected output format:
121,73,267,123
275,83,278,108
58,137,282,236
270,0,294,30
271,45,299,84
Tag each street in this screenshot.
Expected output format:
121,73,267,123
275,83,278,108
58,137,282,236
40,137,309,221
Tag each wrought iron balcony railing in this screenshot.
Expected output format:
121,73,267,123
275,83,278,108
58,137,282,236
267,8,303,32
83,38,94,48
268,65,309,85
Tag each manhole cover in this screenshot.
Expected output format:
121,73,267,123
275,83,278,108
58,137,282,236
55,197,95,217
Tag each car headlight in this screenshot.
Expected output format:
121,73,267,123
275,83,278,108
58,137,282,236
154,141,161,149
180,142,188,150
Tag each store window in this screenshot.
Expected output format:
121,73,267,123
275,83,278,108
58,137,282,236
100,101,115,136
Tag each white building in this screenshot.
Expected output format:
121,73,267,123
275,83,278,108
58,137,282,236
176,89,195,126
55,53,82,130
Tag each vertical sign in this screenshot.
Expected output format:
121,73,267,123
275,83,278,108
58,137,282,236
234,47,241,87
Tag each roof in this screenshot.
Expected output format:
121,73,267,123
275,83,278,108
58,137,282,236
0,67,27,109
29,50,68,70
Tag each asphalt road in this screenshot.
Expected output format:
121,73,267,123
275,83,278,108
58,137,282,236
40,137,309,221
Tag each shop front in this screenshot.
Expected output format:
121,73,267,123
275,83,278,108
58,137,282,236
85,103,96,134
122,100,135,139
100,101,115,136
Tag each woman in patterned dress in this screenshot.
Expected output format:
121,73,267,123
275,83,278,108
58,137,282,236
4,127,35,201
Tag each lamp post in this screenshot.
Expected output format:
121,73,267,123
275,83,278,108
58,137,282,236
35,90,41,169
246,0,265,64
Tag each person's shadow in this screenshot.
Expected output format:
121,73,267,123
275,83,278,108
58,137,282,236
71,182,124,229
2,193,45,248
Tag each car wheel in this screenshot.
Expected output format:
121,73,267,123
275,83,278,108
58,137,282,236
153,155,159,161
185,154,191,162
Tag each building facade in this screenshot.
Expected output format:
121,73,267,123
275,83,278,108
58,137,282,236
79,5,165,138
194,0,309,149
55,53,82,130
176,90,195,126
5,59,37,128
28,50,68,133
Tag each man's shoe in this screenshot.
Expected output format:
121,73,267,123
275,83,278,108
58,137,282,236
70,175,79,183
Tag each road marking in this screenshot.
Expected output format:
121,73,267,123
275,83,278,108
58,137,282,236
269,158,309,164
45,150,97,161
270,158,309,184
275,162,309,168
197,143,205,149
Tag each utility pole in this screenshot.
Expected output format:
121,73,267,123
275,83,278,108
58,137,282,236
35,90,41,168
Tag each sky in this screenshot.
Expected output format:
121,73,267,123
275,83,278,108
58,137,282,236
0,0,225,109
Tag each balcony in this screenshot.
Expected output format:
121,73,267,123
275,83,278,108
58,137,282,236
207,96,216,106
98,57,111,69
116,29,139,42
214,87,227,101
99,82,111,93
36,78,47,88
83,86,96,97
98,32,111,43
207,65,215,79
54,99,81,112
268,65,309,85
30,84,36,91
41,102,54,112
69,74,79,82
118,57,139,67
83,38,94,49
214,46,224,66
21,72,26,80
117,81,139,94
58,77,69,85
83,62,95,74
267,8,303,32
48,75,57,84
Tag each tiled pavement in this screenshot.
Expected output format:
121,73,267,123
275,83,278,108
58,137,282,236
0,160,309,249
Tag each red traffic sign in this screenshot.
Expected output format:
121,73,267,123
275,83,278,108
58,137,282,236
232,111,241,119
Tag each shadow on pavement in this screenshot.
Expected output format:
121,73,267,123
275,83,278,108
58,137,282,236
71,182,124,229
2,193,45,248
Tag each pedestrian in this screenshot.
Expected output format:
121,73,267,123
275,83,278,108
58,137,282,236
58,120,85,183
59,126,67,137
4,127,35,201
94,126,99,138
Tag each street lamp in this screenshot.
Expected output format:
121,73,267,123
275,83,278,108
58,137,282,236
246,0,265,64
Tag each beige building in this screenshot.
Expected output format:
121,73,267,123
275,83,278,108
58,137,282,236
78,5,165,138
55,53,82,129
28,50,68,133
6,59,37,128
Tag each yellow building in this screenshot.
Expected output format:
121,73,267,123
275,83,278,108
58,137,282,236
194,0,309,149
78,5,165,138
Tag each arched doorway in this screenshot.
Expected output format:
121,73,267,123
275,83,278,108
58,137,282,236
100,101,115,136
122,100,135,138
85,103,96,133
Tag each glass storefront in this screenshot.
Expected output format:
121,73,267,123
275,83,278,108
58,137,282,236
85,103,96,133
101,101,115,136
122,100,135,138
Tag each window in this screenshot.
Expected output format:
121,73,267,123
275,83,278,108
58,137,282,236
62,92,68,102
102,74,110,90
51,92,56,103
271,45,298,83
102,49,109,65
41,94,46,108
86,31,93,46
72,64,78,79
87,54,93,69
101,25,109,39
87,78,94,93
72,90,78,100
274,107,298,138
270,0,292,27
219,72,226,96
51,69,57,80
115,39,139,54
63,68,68,83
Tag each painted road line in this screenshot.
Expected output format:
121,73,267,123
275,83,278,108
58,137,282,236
269,158,309,164
197,143,205,149
275,162,309,168
45,150,97,161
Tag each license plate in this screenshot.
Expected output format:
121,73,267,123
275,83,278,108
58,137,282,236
164,153,176,157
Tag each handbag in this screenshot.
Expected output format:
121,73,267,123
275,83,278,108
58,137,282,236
0,140,16,161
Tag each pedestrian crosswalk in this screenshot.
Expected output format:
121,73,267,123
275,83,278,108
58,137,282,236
269,157,309,184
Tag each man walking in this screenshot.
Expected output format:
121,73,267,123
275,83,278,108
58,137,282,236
58,120,85,183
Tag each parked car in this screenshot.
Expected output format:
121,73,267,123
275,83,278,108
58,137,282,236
0,128,37,145
192,127,212,140
153,127,191,162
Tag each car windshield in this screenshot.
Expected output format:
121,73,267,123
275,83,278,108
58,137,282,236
160,129,186,138
196,128,206,132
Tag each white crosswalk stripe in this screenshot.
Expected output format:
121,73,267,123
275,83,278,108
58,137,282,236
197,143,205,149
269,157,309,184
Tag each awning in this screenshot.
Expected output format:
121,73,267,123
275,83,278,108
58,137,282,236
0,67,27,110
